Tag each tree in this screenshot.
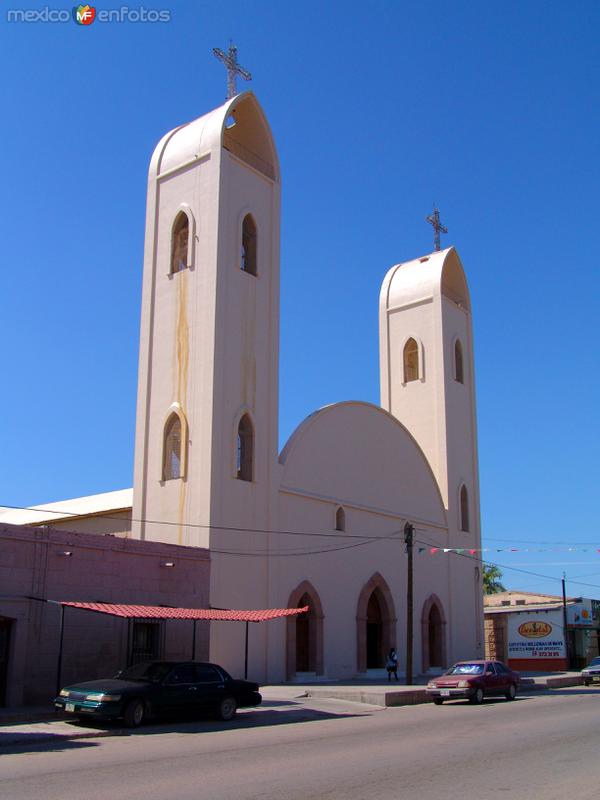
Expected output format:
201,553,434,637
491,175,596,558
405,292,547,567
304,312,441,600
483,564,506,594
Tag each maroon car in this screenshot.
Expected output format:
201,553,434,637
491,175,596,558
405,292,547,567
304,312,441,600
426,660,519,705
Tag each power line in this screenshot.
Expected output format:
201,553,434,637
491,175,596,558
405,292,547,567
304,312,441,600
3,501,600,579
0,502,414,543
413,532,600,593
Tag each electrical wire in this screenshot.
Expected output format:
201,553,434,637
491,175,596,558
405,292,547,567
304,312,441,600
2,501,600,582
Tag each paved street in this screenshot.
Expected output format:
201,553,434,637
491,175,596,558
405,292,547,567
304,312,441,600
1,687,599,800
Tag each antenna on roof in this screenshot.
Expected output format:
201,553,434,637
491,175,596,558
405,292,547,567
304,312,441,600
425,206,448,252
212,41,252,100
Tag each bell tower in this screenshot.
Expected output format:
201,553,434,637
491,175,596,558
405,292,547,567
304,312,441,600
379,247,483,656
132,93,281,654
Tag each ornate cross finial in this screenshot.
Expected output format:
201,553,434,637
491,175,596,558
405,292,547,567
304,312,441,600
425,206,448,252
213,41,252,100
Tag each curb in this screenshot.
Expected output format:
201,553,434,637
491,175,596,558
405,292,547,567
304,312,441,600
306,677,583,707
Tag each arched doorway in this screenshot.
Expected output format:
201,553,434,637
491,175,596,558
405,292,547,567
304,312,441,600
428,605,443,667
295,593,313,672
366,590,384,668
356,573,397,673
421,595,447,672
286,581,324,678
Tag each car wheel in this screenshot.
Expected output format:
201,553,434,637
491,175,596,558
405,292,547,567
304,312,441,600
123,699,145,728
584,680,590,687
217,696,237,721
470,687,484,705
505,683,517,701
433,698,443,705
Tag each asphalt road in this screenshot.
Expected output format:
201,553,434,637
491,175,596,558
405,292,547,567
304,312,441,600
1,687,599,800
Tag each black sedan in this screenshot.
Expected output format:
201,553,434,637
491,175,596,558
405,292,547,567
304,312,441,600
54,661,262,727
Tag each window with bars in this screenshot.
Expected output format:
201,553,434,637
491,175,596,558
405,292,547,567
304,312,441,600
171,212,189,273
131,622,161,665
455,339,464,383
403,338,419,382
163,414,182,480
241,214,257,276
236,414,254,481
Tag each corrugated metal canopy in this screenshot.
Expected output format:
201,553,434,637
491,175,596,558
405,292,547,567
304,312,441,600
60,601,309,622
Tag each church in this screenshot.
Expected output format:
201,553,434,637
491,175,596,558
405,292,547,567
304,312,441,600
1,90,484,687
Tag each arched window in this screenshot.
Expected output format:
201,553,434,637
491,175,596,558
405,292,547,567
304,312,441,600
454,339,464,384
241,214,257,276
403,338,419,382
335,506,346,531
460,485,470,532
236,414,254,481
163,414,182,480
171,212,189,273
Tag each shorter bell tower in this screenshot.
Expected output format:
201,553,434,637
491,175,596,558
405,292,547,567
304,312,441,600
379,247,483,655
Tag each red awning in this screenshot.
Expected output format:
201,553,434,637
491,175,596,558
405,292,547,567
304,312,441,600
59,601,309,622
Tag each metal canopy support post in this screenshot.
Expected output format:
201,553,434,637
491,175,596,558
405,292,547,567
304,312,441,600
55,604,66,696
126,618,132,666
192,620,197,660
244,621,249,679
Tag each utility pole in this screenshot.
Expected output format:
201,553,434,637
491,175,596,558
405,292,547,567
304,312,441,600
404,522,414,685
562,572,571,669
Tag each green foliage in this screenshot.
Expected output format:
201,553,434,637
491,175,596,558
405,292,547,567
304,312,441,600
483,564,506,594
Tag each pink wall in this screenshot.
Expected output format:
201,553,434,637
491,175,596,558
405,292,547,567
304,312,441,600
0,523,211,706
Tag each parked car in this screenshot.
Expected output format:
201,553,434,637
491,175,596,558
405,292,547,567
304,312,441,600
426,660,520,705
54,661,262,727
581,657,600,686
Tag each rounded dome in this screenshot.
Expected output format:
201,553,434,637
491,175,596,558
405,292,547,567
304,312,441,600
148,91,279,182
380,246,470,313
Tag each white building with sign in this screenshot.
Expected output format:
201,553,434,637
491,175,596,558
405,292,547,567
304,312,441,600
485,592,599,671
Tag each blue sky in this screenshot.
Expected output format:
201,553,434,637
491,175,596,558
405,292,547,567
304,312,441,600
1,1,599,597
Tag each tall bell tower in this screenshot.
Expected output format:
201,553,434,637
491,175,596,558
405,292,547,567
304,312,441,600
131,93,281,667
379,247,484,656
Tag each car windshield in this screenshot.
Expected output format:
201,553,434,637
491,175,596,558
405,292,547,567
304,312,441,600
446,663,485,675
589,658,600,667
117,662,173,683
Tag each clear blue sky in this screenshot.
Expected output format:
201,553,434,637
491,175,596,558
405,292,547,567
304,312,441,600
1,1,599,597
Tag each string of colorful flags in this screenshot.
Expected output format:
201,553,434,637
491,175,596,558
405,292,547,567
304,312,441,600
419,546,600,555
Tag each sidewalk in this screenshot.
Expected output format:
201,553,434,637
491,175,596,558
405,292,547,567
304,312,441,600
0,672,584,748
301,671,583,707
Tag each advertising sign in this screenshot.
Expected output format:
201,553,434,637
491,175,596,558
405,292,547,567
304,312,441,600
507,609,565,660
567,600,593,626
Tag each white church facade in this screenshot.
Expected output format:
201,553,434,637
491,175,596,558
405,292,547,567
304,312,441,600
131,90,483,681
1,91,484,686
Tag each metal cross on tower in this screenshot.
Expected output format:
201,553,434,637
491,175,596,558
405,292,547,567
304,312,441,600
212,42,252,100
425,206,448,252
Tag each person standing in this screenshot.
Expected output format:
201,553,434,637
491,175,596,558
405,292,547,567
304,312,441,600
386,648,399,682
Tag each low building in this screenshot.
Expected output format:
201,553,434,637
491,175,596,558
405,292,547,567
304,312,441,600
0,522,210,706
484,591,600,671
